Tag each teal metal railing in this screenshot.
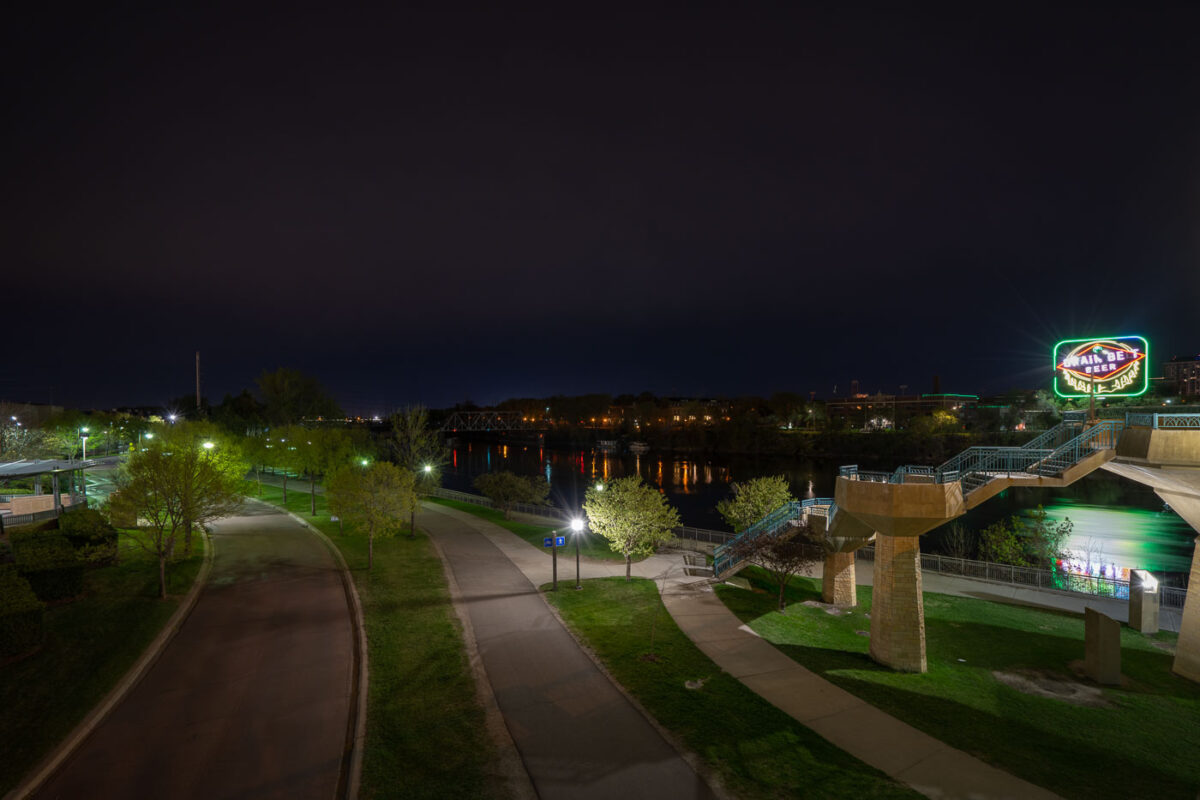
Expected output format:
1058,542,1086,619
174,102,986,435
712,497,834,577
837,419,1126,499
1125,412,1200,429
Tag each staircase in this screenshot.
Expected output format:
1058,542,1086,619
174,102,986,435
712,497,834,578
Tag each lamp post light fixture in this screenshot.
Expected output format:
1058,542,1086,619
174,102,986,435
571,517,585,589
594,482,604,492
80,427,90,461
202,441,215,450
360,459,369,467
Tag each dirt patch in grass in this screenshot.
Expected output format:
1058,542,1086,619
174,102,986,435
992,669,1113,708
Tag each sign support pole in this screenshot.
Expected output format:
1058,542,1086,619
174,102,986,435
552,536,558,591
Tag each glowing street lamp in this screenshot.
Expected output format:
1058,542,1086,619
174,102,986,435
202,441,215,450
594,482,604,492
571,517,585,590
80,427,90,461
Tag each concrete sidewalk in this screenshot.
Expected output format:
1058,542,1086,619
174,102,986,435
660,581,1060,800
447,503,1062,800
421,502,716,800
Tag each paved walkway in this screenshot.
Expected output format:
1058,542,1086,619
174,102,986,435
421,503,716,800
34,503,355,800
441,504,1062,800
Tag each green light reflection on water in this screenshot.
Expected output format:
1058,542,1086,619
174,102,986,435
1020,499,1195,573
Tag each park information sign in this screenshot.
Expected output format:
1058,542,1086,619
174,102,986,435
1053,335,1149,398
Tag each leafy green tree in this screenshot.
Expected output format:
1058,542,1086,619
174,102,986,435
326,462,413,570
266,425,307,503
978,506,1072,568
474,471,550,519
256,368,342,426
716,475,794,532
110,429,244,597
391,406,445,535
583,475,680,580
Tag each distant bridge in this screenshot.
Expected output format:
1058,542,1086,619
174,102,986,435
440,411,546,432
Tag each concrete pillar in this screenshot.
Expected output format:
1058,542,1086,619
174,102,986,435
869,534,926,673
52,473,61,514
822,551,857,607
1160,492,1200,682
1084,608,1121,685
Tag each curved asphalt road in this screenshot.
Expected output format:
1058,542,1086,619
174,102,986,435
35,503,354,800
423,503,716,800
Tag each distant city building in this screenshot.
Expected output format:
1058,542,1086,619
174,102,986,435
1165,354,1200,397
825,393,978,429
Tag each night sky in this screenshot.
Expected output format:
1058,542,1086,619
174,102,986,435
5,5,1199,414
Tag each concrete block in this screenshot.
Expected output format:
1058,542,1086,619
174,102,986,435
1084,607,1121,685
869,534,926,673
822,551,856,607
1128,570,1159,635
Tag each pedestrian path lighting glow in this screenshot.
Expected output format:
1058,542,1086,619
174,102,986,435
595,482,604,492
202,441,215,450
423,464,433,474
572,518,585,589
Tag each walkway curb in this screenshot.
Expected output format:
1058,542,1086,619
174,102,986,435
270,502,368,800
425,524,539,800
8,529,215,800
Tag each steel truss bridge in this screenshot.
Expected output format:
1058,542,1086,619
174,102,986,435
440,411,547,432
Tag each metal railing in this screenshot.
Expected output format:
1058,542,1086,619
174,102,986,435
712,497,835,576
676,526,735,545
854,545,1186,608
1125,412,1200,429
0,497,88,532
428,487,571,520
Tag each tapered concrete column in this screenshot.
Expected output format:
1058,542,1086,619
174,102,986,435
869,534,926,673
1154,492,1200,682
822,551,857,606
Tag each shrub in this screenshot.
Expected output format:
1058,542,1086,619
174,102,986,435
58,508,118,564
0,565,45,657
13,535,84,602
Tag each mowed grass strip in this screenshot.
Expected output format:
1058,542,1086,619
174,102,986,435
545,576,920,800
249,483,503,800
718,570,1200,800
0,535,202,794
427,496,630,562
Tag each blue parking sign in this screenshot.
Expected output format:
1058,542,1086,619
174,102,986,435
543,537,553,548
555,536,566,547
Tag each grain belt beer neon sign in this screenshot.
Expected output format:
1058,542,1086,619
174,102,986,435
1053,335,1148,398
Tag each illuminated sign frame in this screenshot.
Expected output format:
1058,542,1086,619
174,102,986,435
1053,335,1149,398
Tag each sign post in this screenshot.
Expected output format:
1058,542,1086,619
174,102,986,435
543,534,567,590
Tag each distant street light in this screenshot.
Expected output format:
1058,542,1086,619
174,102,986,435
80,427,90,461
202,441,215,450
594,482,604,492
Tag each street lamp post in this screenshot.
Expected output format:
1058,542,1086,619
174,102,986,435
571,518,584,589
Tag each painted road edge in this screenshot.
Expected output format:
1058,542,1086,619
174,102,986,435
8,528,216,800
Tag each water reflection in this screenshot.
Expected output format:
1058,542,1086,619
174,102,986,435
445,443,1196,576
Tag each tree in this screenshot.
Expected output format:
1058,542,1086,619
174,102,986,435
732,521,819,611
266,425,306,503
583,475,680,581
162,423,246,557
392,406,445,537
716,475,794,532
326,463,413,570
110,431,244,598
256,367,343,426
474,471,550,519
978,506,1072,568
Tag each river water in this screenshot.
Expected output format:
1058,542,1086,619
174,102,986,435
443,442,1196,577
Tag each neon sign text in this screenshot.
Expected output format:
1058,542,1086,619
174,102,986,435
1053,336,1148,398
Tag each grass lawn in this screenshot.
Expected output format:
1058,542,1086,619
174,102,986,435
0,535,203,794
247,482,504,800
427,497,630,562
545,576,920,799
718,570,1200,800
